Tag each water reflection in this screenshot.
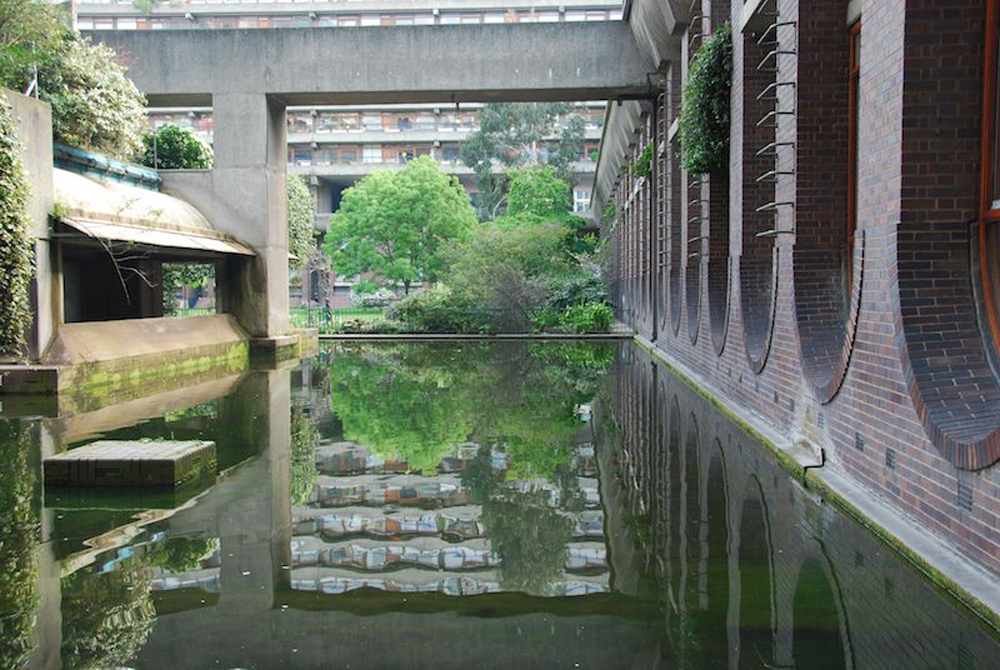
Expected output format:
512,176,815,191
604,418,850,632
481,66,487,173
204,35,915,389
0,341,997,668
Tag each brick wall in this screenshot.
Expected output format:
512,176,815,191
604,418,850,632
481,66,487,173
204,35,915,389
607,0,1000,577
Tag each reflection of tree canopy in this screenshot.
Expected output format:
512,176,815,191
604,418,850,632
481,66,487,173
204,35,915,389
290,405,319,505
328,341,614,477
147,537,219,573
483,488,573,596
0,420,39,669
61,556,156,670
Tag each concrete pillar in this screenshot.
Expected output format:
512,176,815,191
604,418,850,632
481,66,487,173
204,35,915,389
211,94,289,338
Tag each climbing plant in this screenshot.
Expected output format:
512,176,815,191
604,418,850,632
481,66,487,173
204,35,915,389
634,143,653,180
678,22,733,176
287,174,316,270
0,96,35,358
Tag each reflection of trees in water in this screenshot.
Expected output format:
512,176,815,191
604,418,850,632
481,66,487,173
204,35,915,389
290,405,319,505
326,342,616,596
327,341,614,476
462,444,579,597
60,556,156,670
0,420,40,669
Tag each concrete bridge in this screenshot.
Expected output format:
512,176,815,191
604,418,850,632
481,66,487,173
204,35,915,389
93,22,663,338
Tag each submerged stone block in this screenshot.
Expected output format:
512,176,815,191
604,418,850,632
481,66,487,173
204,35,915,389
44,439,216,487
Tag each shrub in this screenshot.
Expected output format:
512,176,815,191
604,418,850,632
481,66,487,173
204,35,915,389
678,22,733,175
0,97,35,358
559,302,614,334
386,286,492,333
139,124,213,169
546,274,609,313
349,286,395,309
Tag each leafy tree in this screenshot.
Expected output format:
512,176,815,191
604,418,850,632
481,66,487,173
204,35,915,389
139,123,213,170
496,166,595,256
287,174,316,271
161,263,213,315
39,38,146,158
460,103,585,218
324,155,477,294
0,96,35,357
0,0,67,89
443,223,570,331
0,4,147,159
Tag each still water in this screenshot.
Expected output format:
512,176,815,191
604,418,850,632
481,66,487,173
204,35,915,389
1,341,998,669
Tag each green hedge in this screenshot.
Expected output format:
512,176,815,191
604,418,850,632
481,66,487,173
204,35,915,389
678,23,733,176
0,96,35,357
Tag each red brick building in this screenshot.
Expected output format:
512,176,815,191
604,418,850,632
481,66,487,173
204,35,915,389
597,0,1000,583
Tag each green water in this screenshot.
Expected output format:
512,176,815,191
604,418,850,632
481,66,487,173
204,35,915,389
0,341,997,668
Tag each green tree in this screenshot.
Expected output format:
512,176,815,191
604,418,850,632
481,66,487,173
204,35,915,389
139,124,213,170
287,174,316,271
161,263,213,315
443,223,570,331
0,0,67,90
460,103,585,218
0,96,35,358
324,155,476,294
39,38,146,158
0,4,147,159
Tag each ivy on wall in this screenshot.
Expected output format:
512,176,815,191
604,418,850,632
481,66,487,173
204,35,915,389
0,96,35,358
678,22,733,176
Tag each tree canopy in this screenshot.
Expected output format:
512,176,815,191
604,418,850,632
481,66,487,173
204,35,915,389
460,103,585,219
324,156,477,293
139,124,213,170
0,1,147,158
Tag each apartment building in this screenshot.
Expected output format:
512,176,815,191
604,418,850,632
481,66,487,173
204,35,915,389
81,1,618,304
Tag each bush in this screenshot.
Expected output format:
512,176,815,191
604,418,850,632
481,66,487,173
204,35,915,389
546,274,609,313
678,22,732,175
386,286,492,333
349,286,395,309
336,319,409,334
139,124,213,169
559,302,614,334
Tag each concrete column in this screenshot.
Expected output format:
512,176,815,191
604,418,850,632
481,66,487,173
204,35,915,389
211,93,289,338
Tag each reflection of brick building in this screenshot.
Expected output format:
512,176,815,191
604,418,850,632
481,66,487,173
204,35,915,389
598,0,1000,593
605,343,1000,667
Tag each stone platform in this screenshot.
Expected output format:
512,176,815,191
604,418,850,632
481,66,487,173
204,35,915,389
44,439,216,487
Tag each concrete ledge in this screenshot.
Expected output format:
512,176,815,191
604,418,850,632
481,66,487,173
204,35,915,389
632,333,1000,630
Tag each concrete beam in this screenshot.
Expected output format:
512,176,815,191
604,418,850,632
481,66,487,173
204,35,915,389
93,23,660,106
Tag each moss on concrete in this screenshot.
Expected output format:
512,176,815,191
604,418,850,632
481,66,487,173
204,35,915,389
60,342,249,415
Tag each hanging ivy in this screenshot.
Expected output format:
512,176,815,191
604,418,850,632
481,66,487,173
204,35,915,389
678,22,733,176
0,96,35,358
634,143,653,180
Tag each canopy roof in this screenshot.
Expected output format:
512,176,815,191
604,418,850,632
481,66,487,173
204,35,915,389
53,168,254,256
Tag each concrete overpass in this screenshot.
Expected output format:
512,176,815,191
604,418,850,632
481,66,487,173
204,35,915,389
93,23,660,339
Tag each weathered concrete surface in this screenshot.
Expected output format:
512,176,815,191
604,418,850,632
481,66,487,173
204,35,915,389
43,314,247,366
92,23,660,106
44,439,217,486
